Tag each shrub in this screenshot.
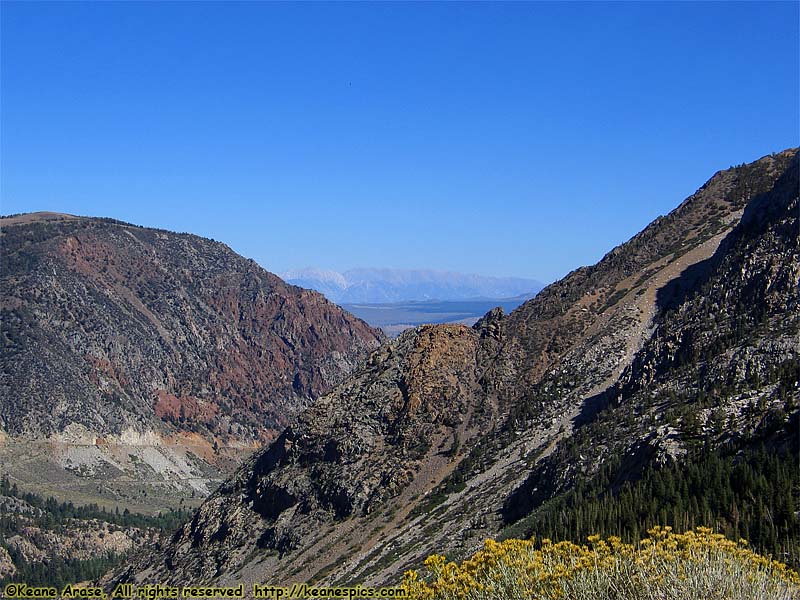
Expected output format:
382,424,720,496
401,526,799,599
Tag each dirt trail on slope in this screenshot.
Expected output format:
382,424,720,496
579,213,742,406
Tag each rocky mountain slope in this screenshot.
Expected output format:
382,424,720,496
107,149,798,589
0,213,382,504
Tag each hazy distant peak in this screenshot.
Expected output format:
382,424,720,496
281,267,348,288
281,267,544,304
344,267,538,286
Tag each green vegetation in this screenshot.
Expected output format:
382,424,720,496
0,476,192,531
501,444,800,570
3,554,121,589
0,477,191,587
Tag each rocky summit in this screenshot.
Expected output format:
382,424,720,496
107,148,798,590
0,214,383,506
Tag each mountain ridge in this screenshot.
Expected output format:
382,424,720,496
0,212,383,506
106,148,799,589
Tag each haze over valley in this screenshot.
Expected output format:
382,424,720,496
282,267,543,335
281,267,543,304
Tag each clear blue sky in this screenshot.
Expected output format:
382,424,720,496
2,2,798,283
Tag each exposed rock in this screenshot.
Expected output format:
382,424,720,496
0,215,383,498
94,149,799,587
0,546,14,579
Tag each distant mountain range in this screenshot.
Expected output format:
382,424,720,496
281,267,544,304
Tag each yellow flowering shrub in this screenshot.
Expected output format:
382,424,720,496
401,527,800,600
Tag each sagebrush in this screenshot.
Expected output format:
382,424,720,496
401,526,800,599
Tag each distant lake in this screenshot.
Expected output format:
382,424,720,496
343,295,533,337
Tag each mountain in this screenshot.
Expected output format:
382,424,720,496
282,267,544,304
105,148,800,589
279,268,349,302
0,213,383,507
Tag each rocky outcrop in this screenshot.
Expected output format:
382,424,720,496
109,324,490,585
0,546,15,579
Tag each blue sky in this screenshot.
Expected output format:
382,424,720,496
2,2,798,283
